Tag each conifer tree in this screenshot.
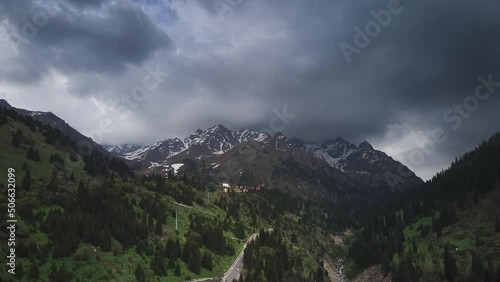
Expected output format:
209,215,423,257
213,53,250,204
11,129,23,148
174,262,181,276
28,263,40,280
444,246,457,282
21,169,31,191
135,264,145,282
49,263,58,281
382,250,390,276
26,147,41,162
188,245,201,274
100,228,112,252
496,264,499,282
15,262,24,279
202,251,213,271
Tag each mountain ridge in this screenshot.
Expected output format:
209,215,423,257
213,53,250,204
116,123,422,193
0,99,108,154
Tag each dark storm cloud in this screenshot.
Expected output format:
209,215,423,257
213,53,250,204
0,0,172,82
271,0,500,144
2,0,500,180
65,0,105,8
192,0,500,180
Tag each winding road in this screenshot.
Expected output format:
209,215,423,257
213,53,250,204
222,233,258,282
188,232,260,282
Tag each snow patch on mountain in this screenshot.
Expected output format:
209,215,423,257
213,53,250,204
171,163,184,174
124,124,271,162
104,144,143,155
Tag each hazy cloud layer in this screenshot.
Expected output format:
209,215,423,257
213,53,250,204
1,0,500,180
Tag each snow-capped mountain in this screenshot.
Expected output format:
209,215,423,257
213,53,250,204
103,144,142,155
209,132,360,199
300,138,423,190
124,124,269,163
125,123,422,191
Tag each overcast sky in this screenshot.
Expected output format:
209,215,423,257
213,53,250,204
1,0,500,180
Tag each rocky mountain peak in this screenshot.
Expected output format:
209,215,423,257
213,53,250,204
120,123,422,191
359,141,374,150
274,131,285,138
207,124,229,133
0,99,12,109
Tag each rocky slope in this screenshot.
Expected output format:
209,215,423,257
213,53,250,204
0,99,108,154
121,124,422,194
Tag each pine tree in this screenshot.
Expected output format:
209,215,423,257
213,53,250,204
82,224,91,243
11,129,23,148
473,191,479,205
485,270,491,282
21,169,31,191
15,262,24,279
26,147,41,162
49,263,57,281
476,233,482,247
100,228,112,252
174,238,181,259
202,251,213,271
496,264,500,282
235,221,246,240
174,262,181,276
135,263,146,282
436,218,443,238
155,220,163,236
136,240,147,255
444,246,457,282
58,264,72,281
182,241,191,263
188,245,201,274
382,250,390,276
315,267,324,282
168,251,176,269
28,263,40,279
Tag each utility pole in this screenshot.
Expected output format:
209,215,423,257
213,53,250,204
175,208,178,231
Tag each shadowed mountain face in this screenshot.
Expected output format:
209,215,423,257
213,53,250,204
300,138,423,191
0,99,107,154
1,99,421,198
121,124,269,163
117,124,422,197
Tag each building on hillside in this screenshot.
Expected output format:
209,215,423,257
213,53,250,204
221,183,262,193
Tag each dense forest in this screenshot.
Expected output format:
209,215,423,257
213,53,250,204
348,133,500,281
4,103,500,281
0,106,344,281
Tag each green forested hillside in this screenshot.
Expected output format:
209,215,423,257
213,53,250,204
348,133,500,282
0,107,345,282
